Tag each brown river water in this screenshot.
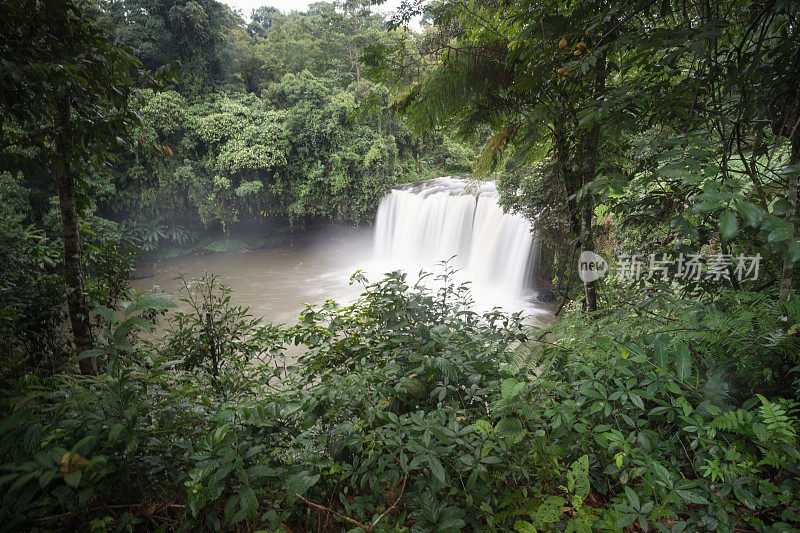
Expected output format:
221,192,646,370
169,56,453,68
132,225,375,326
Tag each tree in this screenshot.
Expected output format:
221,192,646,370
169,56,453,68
376,0,800,307
107,0,236,95
0,0,146,373
248,5,279,37
382,0,626,312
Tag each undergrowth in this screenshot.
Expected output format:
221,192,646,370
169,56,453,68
1,269,798,532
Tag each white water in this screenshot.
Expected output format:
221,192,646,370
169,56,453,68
372,176,542,313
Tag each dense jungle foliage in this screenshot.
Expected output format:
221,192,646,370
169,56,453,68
2,0,800,531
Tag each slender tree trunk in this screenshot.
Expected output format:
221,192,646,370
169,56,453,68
553,111,588,311
781,137,799,301
580,35,609,313
54,92,97,375
581,196,598,311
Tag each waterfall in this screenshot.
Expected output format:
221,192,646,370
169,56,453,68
373,177,538,302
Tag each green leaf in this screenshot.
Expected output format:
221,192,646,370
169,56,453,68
108,423,124,442
127,293,176,313
224,494,240,522
653,340,669,368
428,456,446,485
787,242,800,263
64,471,82,488
781,164,800,177
624,486,640,510
438,517,466,532
700,190,737,202
768,225,792,243
567,455,590,499
736,201,765,226
675,489,709,505
93,305,115,324
772,198,792,215
752,422,767,442
673,343,692,381
693,201,723,213
247,465,274,479
115,317,152,340
719,210,738,240
495,418,526,440
658,165,689,178
514,521,537,533
234,486,257,523
629,393,645,410
77,348,104,360
287,471,319,496
501,378,524,401
535,495,565,523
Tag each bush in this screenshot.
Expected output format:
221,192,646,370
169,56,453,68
1,270,798,531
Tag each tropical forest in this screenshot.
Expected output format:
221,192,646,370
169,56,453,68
1,0,799,531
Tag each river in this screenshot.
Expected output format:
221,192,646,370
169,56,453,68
133,178,555,328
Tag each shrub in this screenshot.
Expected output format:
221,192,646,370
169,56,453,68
1,270,798,531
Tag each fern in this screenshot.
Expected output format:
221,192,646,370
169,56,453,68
756,394,797,445
710,408,754,433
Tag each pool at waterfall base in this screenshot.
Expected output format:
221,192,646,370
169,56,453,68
134,177,554,326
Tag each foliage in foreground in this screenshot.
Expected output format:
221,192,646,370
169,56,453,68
1,270,799,532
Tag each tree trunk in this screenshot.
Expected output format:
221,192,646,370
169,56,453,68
781,137,799,301
580,35,609,313
54,92,97,375
581,196,598,312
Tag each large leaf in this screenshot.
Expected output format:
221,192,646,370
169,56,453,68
287,471,319,496
768,224,792,243
127,293,176,314
535,495,566,524
673,343,692,381
501,378,524,401
624,486,640,510
736,201,765,227
495,418,526,440
772,198,793,215
232,486,257,524
719,210,739,240
114,317,152,340
653,338,669,368
428,456,446,485
787,242,800,263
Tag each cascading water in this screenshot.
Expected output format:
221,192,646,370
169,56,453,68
373,176,540,308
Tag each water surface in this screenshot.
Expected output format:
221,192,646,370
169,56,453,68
133,225,374,325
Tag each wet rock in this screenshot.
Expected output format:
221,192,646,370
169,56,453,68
530,288,555,302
